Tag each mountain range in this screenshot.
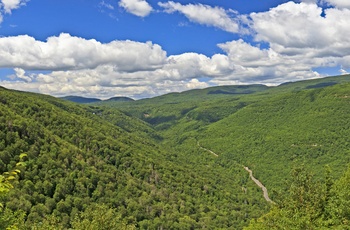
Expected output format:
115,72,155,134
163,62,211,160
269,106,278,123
1,74,350,229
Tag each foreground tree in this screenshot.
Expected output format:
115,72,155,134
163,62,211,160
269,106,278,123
0,154,26,230
245,165,330,230
245,165,350,229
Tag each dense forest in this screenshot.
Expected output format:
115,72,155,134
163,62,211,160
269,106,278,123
0,86,267,229
1,75,350,229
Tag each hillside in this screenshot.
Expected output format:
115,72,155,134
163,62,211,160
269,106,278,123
104,75,350,129
2,74,350,229
107,76,350,184
102,74,350,227
60,96,134,104
0,87,268,229
199,82,350,188
60,96,101,104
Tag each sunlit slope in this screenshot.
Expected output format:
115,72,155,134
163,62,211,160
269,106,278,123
99,85,267,133
0,87,268,229
105,75,350,130
100,75,350,192
273,74,350,93
198,82,350,189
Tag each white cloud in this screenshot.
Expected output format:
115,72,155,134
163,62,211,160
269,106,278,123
0,0,26,23
244,1,350,79
0,34,216,98
1,67,211,99
250,2,350,57
324,0,350,9
119,0,152,17
205,1,350,85
2,1,350,99
14,68,32,82
0,33,166,71
211,38,324,85
158,1,239,33
1,0,26,14
186,79,209,89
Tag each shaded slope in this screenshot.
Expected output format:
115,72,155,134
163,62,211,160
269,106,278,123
60,96,101,103
60,96,134,104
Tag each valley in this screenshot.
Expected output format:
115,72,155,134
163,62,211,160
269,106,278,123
1,75,350,229
243,167,273,204
198,141,272,203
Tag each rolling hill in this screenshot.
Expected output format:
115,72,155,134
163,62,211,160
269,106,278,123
0,86,268,229
60,96,134,104
2,74,350,229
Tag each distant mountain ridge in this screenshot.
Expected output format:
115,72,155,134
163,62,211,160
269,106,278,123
59,75,350,104
60,95,134,103
2,74,350,229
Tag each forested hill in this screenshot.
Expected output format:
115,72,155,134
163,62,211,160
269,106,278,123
2,74,350,229
0,86,268,229
60,95,134,104
102,74,350,229
108,75,350,186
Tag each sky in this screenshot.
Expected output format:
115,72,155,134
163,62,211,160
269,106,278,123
0,0,350,99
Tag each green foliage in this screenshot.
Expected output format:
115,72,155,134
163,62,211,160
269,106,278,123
0,155,26,230
3,75,350,229
327,165,350,227
245,165,350,229
196,83,350,190
71,204,136,230
0,86,269,229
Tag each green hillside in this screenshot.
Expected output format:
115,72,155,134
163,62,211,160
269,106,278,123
2,75,350,229
60,96,101,104
199,82,350,188
0,87,268,229
104,85,268,131
105,75,350,130
101,74,350,228
61,96,134,104
95,75,350,187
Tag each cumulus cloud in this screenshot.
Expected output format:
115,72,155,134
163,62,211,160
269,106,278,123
13,68,32,82
1,67,211,99
244,0,350,80
1,0,26,14
211,39,321,85
250,2,350,56
0,33,166,71
0,0,27,23
324,0,350,9
158,1,239,33
0,34,217,98
204,1,350,85
2,1,350,99
119,0,152,17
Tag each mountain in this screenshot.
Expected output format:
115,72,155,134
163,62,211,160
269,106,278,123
2,74,350,229
104,74,350,228
105,96,134,102
60,96,101,103
0,86,268,229
60,96,134,104
91,76,350,183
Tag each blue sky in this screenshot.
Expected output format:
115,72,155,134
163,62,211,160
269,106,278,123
0,0,288,55
0,0,349,99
